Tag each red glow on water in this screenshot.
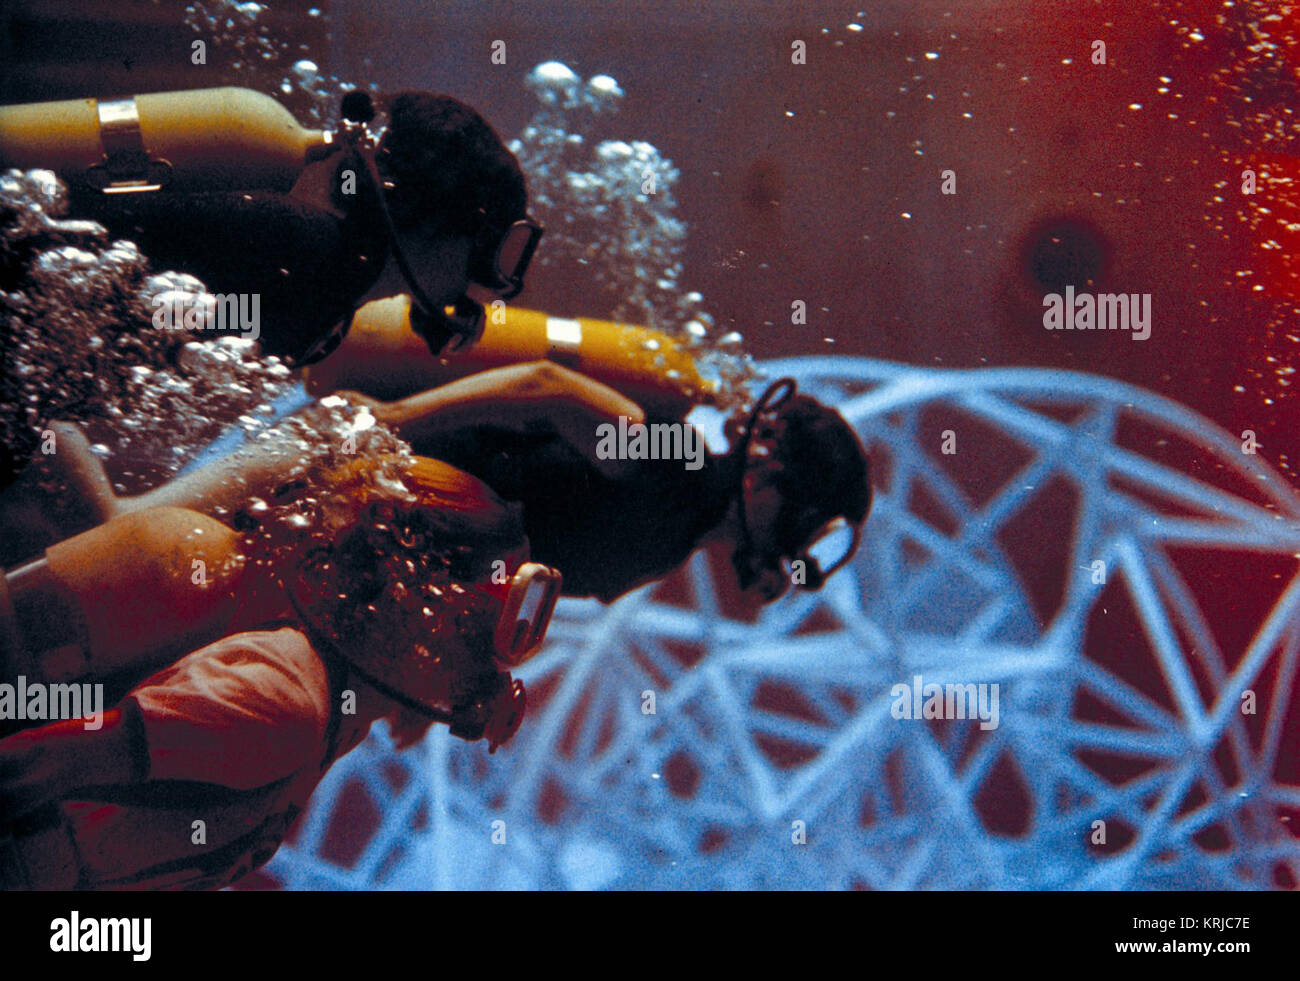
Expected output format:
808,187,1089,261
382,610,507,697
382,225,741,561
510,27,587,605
1252,154,1300,305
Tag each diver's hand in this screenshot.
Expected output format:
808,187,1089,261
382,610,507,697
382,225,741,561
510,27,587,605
337,362,647,479
334,390,385,418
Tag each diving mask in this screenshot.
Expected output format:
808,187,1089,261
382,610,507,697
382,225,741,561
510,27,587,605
730,377,864,595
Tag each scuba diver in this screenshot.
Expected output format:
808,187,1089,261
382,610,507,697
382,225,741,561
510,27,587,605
0,454,561,889
2,83,871,594
299,298,871,603
352,371,870,603
0,86,543,365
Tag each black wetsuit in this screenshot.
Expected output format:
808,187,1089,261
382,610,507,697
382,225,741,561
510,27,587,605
420,419,732,603
66,152,388,364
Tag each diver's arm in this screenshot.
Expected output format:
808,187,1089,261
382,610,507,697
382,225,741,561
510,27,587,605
340,361,646,479
0,627,330,822
45,418,331,520
40,419,300,520
117,439,311,518
110,362,646,516
45,362,643,521
125,627,332,791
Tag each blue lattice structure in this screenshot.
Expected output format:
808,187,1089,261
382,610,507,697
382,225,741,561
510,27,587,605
261,357,1300,890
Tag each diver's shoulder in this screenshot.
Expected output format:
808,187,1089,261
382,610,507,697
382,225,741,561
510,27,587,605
186,624,318,668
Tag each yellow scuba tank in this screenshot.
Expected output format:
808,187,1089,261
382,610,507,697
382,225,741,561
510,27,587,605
305,295,717,417
0,507,275,685
0,87,331,194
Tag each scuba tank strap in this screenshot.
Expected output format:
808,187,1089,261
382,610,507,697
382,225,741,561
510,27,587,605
116,695,154,785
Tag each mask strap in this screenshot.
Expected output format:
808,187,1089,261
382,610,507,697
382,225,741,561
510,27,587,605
282,578,456,724
281,569,521,749
356,144,489,356
730,377,797,583
352,146,444,320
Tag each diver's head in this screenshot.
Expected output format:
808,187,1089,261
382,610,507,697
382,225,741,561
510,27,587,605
354,91,541,352
721,378,871,602
301,89,542,365
282,455,544,751
378,91,528,260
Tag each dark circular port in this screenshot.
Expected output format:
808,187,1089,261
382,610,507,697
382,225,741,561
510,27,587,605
1020,216,1112,294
